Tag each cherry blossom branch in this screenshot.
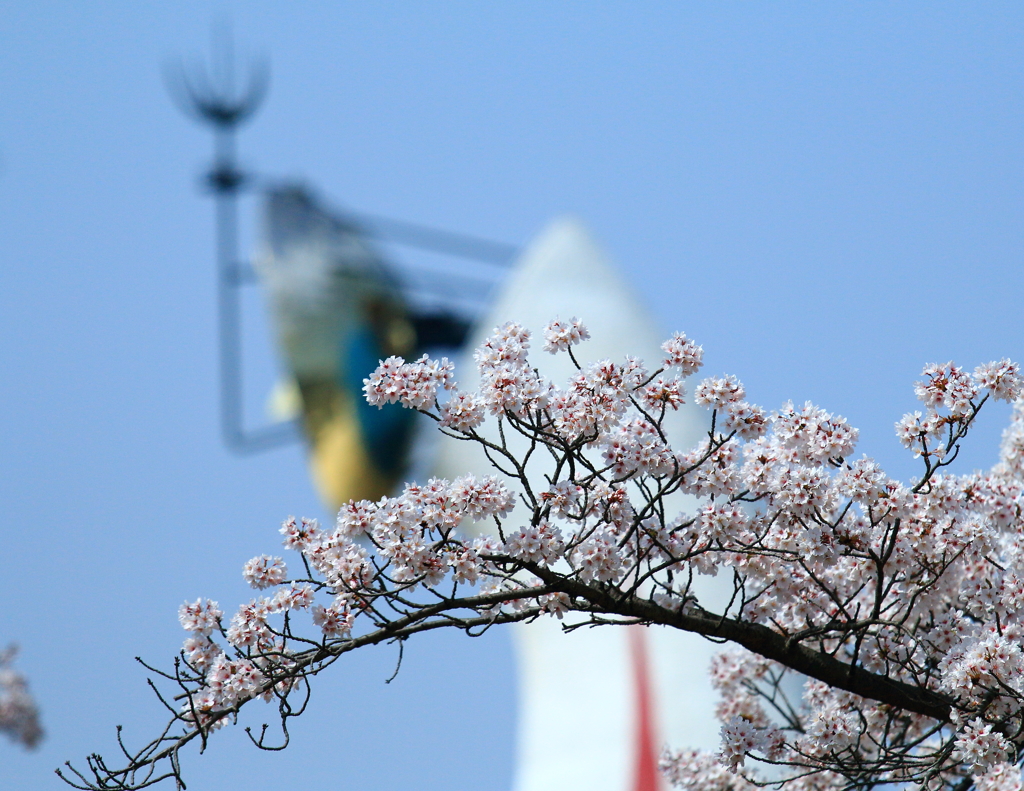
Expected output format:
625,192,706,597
59,588,553,790
61,319,1024,791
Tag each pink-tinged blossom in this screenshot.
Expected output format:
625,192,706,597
336,499,377,537
279,516,322,551
895,410,944,454
360,355,404,405
638,373,686,413
583,359,630,396
678,439,741,498
178,598,223,636
438,390,486,431
312,537,374,594
242,555,287,590
994,402,1024,480
975,763,1024,791
621,356,651,391
719,717,766,769
405,478,462,529
474,321,531,368
1001,572,1024,616
549,359,636,441
542,316,590,353
312,601,355,638
771,465,830,514
272,584,315,612
540,481,583,517
709,649,772,694
773,401,858,463
419,355,456,392
951,718,1012,775
549,388,596,441
975,359,1024,403
737,437,779,496
939,632,1024,703
721,401,767,440
708,650,772,726
586,481,635,527
226,599,273,649
660,748,757,790
916,361,978,417
447,545,483,585
363,354,455,410
449,475,517,521
179,687,226,731
694,375,745,409
802,704,859,755
370,492,417,533
203,654,267,710
602,418,675,479
661,332,704,376
698,502,750,545
504,521,565,567
0,647,43,749
570,527,625,583
471,535,504,559
479,359,548,418
834,456,888,503
182,637,222,672
537,591,571,619
473,322,550,418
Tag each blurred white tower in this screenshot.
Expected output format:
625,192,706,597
431,218,732,791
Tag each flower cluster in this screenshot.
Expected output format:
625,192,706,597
952,719,1013,775
68,317,1024,791
542,316,590,353
0,646,43,750
362,354,455,410
896,361,1024,461
242,556,287,589
661,331,704,376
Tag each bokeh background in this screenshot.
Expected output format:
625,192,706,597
3,3,1023,788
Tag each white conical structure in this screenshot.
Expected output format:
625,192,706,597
431,218,732,791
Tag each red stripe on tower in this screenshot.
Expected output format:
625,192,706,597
629,626,661,791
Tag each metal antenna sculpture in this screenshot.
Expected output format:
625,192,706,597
168,40,292,453
169,34,522,458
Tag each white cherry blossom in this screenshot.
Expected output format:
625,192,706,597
67,318,1024,791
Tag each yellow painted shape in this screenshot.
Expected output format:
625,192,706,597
298,379,392,511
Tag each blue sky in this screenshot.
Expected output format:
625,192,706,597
3,3,1024,789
